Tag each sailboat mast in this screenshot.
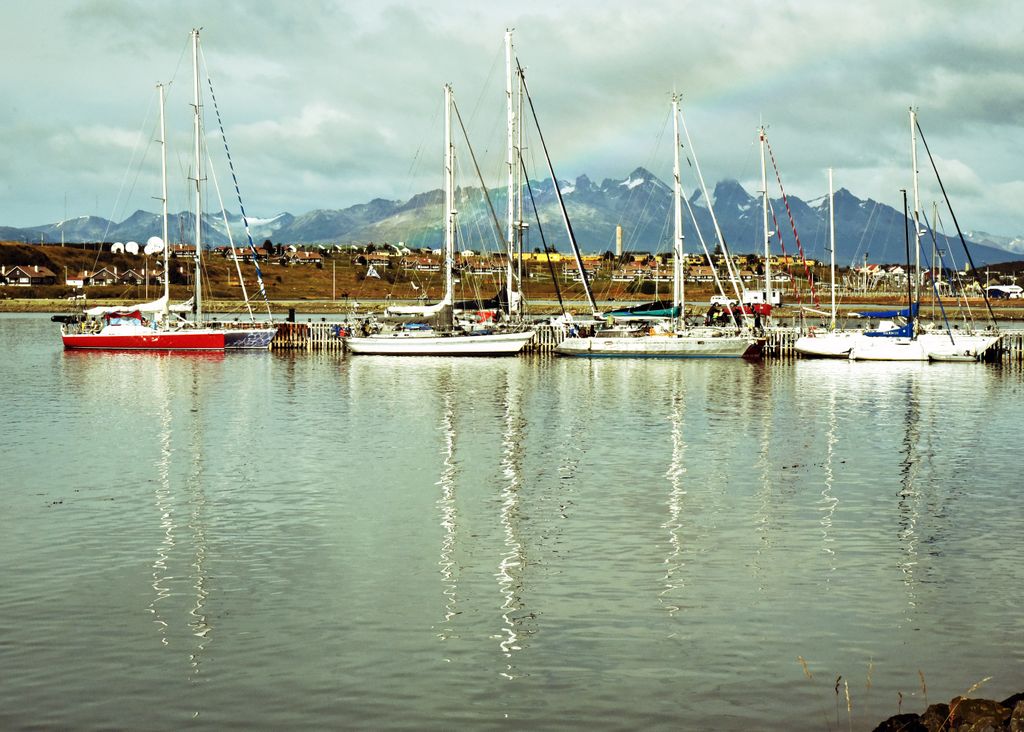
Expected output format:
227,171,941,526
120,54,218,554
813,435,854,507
910,107,922,316
828,167,836,330
191,28,203,322
444,83,455,307
671,96,684,328
158,82,170,319
505,30,516,318
516,64,525,312
760,126,773,306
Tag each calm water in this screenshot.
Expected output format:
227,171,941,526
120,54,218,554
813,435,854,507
2,313,1022,730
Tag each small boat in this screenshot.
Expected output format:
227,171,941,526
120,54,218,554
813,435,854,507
926,333,1001,362
793,330,857,358
928,350,981,363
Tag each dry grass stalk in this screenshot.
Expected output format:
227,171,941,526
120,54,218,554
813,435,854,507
844,679,853,732
965,676,992,696
941,676,995,730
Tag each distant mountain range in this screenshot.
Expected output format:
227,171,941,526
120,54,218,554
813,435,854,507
3,170,1019,266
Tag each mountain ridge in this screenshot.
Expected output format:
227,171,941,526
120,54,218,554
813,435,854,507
5,173,1019,266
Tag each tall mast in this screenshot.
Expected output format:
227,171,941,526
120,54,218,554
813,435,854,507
671,95,684,329
504,30,516,318
759,126,772,306
931,200,938,312
516,63,525,314
191,28,203,321
828,167,836,330
158,82,170,319
909,107,922,315
444,83,455,307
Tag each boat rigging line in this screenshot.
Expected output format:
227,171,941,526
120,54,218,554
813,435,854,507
762,133,820,309
519,156,567,317
516,58,600,317
451,101,508,255
675,101,748,326
203,66,272,316
913,115,998,330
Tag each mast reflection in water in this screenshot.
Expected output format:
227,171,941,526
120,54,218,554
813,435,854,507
144,355,214,682
2,313,1023,731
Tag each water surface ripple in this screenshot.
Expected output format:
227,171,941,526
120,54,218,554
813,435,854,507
1,314,1022,730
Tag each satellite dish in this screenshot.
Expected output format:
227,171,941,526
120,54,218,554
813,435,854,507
125,241,139,255
111,242,125,254
144,236,164,255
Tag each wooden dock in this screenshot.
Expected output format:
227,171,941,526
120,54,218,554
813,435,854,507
264,321,1024,363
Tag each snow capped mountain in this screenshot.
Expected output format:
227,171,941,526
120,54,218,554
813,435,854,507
620,176,645,190
4,172,1020,266
965,230,1024,255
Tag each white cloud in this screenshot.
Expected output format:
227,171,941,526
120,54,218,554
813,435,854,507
52,125,144,153
2,0,1024,237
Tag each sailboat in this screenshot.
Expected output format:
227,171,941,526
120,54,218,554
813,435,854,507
346,83,534,357
794,169,857,358
847,109,1000,362
60,30,277,352
554,96,758,358
59,81,226,351
188,28,277,350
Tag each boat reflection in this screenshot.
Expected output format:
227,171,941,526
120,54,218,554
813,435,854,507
819,366,839,584
346,357,538,675
897,365,923,616
144,355,213,681
495,367,530,678
435,380,459,641
62,348,226,364
659,368,687,617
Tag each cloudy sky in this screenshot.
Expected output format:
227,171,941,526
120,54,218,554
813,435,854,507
3,0,1022,237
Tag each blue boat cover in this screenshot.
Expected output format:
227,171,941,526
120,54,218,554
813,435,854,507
864,321,914,338
854,303,919,319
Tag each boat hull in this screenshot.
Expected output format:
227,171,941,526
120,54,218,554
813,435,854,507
926,334,1001,362
847,336,926,361
62,329,225,351
346,330,534,356
555,334,758,358
794,333,856,358
849,333,1000,362
223,327,278,350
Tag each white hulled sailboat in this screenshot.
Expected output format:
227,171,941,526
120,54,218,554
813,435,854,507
555,96,757,359
346,83,533,356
